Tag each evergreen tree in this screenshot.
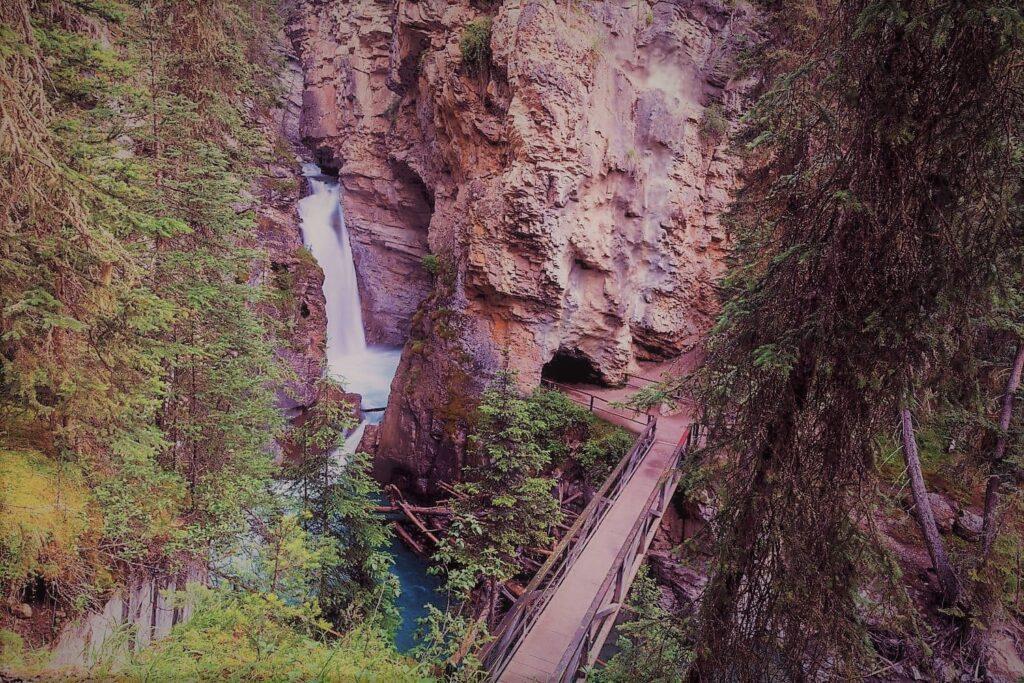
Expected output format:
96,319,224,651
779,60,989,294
595,566,691,683
435,370,562,624
689,1,1024,678
283,379,399,632
0,0,285,607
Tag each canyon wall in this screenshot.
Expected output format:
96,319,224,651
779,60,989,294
288,0,756,494
256,49,329,420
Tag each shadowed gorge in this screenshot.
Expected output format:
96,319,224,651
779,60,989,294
3,1,1024,681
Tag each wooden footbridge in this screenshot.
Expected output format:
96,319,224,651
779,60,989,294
479,379,700,682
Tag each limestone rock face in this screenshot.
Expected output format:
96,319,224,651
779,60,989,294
288,0,434,346
288,0,756,493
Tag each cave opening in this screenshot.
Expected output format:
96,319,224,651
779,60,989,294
312,146,340,176
541,348,603,385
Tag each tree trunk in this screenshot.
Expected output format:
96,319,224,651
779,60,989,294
982,343,1024,561
688,350,815,682
900,408,960,605
486,578,498,629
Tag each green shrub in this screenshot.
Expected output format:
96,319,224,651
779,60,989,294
577,425,634,483
699,103,729,141
122,588,428,681
0,629,26,672
421,253,441,276
593,566,691,681
0,450,95,594
459,18,493,72
525,388,633,485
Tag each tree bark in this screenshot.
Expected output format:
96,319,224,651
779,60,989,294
982,343,1024,561
900,408,960,605
487,577,498,629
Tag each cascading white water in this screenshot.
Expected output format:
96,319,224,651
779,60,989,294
298,164,401,421
298,163,366,357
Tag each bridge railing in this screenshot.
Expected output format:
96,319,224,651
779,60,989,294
539,378,653,427
552,422,705,682
623,372,663,390
479,417,659,678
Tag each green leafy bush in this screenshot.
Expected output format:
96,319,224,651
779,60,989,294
0,450,96,597
593,566,691,681
526,388,632,484
122,588,429,681
422,253,441,276
699,103,729,141
436,371,562,594
459,18,492,72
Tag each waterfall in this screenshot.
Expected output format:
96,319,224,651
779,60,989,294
298,164,401,419
298,163,367,358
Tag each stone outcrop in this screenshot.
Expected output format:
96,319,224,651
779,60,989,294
255,48,329,418
287,1,433,346
288,0,757,494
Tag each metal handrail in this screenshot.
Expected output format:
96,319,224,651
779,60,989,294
552,423,704,681
623,372,663,389
539,378,653,426
479,417,659,677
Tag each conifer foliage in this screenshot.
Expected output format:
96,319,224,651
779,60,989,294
691,1,1024,678
0,0,283,610
436,370,562,624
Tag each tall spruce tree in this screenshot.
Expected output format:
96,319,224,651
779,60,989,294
283,379,398,632
435,370,562,625
689,1,1024,678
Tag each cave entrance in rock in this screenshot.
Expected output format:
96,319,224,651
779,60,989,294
541,348,603,385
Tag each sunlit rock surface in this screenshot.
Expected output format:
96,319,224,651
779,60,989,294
288,0,757,493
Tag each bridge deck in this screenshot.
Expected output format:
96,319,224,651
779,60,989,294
499,412,691,682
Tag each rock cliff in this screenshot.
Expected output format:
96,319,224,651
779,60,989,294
256,48,329,419
288,0,756,494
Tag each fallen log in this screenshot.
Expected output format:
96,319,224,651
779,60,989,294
438,481,466,499
399,500,441,546
520,556,542,571
500,584,517,602
392,522,425,556
372,504,452,516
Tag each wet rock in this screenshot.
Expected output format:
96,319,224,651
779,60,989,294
251,34,329,419
358,423,381,456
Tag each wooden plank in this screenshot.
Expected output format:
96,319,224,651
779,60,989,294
495,414,694,681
